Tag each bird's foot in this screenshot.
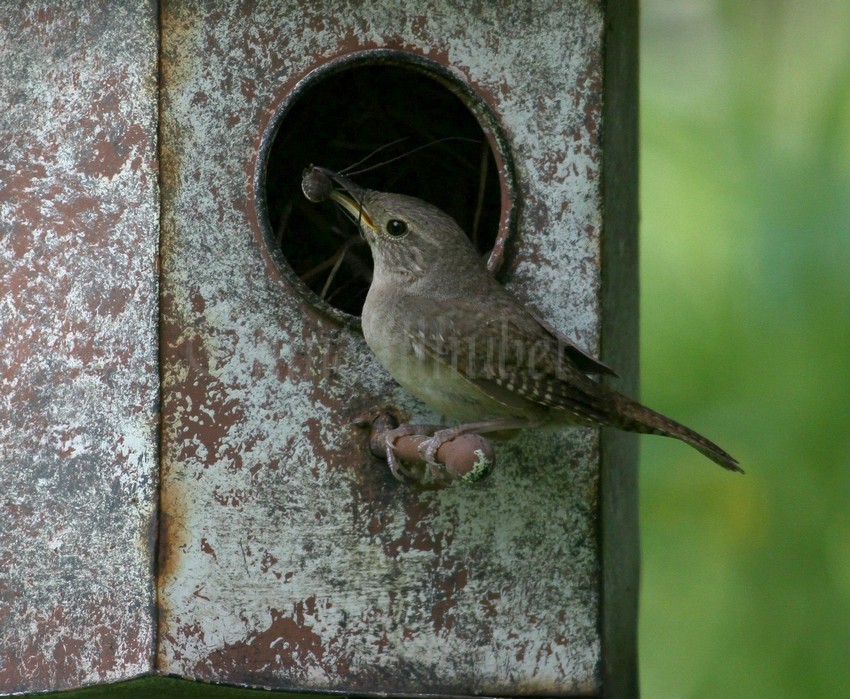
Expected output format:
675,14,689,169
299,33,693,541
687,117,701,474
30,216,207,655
417,427,463,470
417,419,530,469
360,411,502,488
383,424,438,484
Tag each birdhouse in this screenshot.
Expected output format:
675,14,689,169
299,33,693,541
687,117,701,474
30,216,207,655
1,2,638,697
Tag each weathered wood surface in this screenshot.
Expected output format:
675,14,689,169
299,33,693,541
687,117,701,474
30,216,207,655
0,2,160,694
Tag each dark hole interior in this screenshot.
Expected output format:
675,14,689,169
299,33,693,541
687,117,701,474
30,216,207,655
264,63,502,318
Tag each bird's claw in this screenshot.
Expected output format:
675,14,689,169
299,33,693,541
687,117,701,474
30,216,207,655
417,429,453,468
364,415,496,488
384,437,410,483
385,425,453,485
417,436,441,469
383,424,423,483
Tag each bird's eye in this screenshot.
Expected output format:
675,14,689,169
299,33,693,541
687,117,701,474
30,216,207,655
385,219,408,238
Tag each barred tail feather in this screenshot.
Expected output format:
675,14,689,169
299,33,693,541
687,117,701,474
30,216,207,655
613,393,743,473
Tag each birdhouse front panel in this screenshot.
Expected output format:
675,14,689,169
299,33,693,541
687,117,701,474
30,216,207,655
158,1,607,695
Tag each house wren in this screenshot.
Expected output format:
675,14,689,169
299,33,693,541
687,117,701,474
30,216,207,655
302,166,741,482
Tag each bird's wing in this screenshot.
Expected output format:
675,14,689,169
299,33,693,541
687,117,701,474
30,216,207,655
525,306,618,377
400,295,616,424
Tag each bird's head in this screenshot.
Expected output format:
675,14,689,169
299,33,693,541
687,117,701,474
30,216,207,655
303,166,484,287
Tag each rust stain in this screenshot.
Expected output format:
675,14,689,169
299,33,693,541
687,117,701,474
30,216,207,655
204,608,325,672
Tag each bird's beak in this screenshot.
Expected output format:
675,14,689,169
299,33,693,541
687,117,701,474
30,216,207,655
324,172,376,232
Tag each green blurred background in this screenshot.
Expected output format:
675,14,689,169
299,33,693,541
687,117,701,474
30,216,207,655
639,1,850,696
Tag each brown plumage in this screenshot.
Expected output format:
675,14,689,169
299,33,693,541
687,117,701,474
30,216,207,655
304,166,741,473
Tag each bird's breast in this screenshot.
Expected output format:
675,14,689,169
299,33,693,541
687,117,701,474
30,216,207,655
361,287,539,423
